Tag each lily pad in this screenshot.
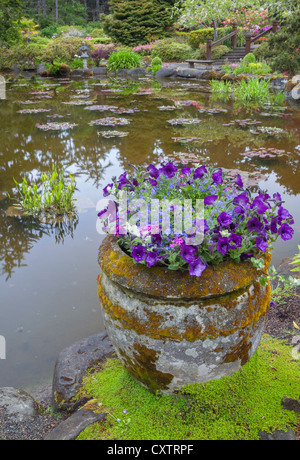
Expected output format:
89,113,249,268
84,105,118,112
167,118,202,126
223,119,262,128
17,109,51,114
35,122,78,131
97,130,129,138
240,147,290,159
88,117,131,127
62,100,93,106
249,126,287,136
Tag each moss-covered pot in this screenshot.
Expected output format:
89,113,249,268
98,235,272,395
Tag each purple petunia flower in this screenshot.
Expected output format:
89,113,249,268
180,244,198,263
277,206,292,221
256,237,268,252
145,251,158,267
247,217,263,233
216,236,230,256
229,233,243,248
103,183,113,197
212,168,223,185
193,165,207,180
204,195,218,206
235,174,243,187
251,196,269,214
217,212,233,227
161,162,178,178
233,192,249,207
189,258,206,277
181,167,191,176
117,171,130,190
278,223,294,241
147,164,159,179
131,245,146,262
149,178,157,186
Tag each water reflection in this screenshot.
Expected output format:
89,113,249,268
0,197,79,280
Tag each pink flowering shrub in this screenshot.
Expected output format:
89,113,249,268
132,42,157,56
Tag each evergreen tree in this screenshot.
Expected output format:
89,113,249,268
101,0,174,46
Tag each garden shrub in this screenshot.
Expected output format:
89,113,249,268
253,41,275,61
256,11,300,74
4,43,42,69
176,26,245,49
107,50,142,72
89,28,105,38
197,44,230,60
90,37,113,45
101,0,173,46
41,37,88,64
243,53,256,64
90,44,117,66
151,39,193,61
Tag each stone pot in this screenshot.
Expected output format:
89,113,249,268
97,235,271,395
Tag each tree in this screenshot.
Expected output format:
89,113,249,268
0,0,23,43
101,0,174,46
173,0,263,40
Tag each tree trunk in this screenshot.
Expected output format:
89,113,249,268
56,0,58,23
42,0,47,18
37,0,41,15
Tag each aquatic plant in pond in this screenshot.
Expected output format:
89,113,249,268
10,165,76,217
98,131,129,138
167,118,202,125
89,117,131,127
36,122,78,131
240,148,291,160
98,163,294,277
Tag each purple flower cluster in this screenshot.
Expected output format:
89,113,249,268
98,162,294,277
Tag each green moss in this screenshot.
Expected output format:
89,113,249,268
76,335,299,440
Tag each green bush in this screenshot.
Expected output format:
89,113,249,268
41,37,87,64
39,24,59,39
197,44,230,60
90,37,113,45
176,26,245,49
101,0,173,46
151,56,162,66
30,36,51,48
243,53,256,64
253,41,275,61
151,39,192,61
89,28,105,38
107,50,141,72
4,43,42,69
261,11,300,74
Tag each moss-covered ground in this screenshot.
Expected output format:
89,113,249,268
76,334,300,440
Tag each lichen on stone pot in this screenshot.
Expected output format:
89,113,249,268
97,235,272,395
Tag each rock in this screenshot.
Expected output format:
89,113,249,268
127,67,146,78
176,68,202,79
44,404,106,440
37,64,47,75
116,69,128,77
52,332,114,412
281,396,300,413
258,428,296,440
155,67,176,78
0,387,40,422
91,67,107,75
291,75,300,86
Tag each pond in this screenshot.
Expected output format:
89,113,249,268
0,74,299,391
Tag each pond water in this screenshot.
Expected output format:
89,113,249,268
0,74,299,391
